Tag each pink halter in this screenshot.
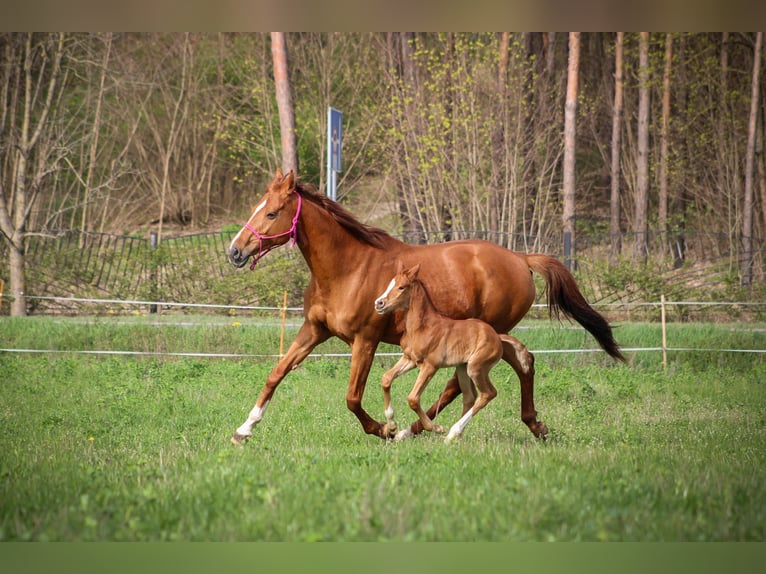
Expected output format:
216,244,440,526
243,193,302,270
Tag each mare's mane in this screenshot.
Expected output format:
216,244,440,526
295,181,393,249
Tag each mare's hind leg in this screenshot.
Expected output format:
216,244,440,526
380,356,416,439
500,335,548,439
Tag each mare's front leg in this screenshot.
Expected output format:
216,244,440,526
231,321,330,445
381,355,416,439
345,337,391,439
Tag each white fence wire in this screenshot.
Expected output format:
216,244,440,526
1,295,764,360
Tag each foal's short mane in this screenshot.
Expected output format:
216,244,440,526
295,181,393,249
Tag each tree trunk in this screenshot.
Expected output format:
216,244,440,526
609,32,624,263
0,33,65,316
658,33,673,234
562,32,580,269
635,32,651,260
742,31,762,286
271,32,298,174
490,32,509,238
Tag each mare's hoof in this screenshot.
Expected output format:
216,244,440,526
231,433,249,446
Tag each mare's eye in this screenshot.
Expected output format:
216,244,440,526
266,211,278,220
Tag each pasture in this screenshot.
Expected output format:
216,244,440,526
1,316,765,541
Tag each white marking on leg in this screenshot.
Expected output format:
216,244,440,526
235,399,270,437
446,410,474,443
394,428,413,441
385,406,395,421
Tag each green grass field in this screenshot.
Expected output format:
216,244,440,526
1,316,764,541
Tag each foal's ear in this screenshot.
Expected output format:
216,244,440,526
275,167,284,180
406,263,421,279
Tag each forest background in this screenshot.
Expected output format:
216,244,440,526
1,32,765,316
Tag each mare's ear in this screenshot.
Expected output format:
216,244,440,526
276,169,296,198
283,169,296,190
275,167,284,180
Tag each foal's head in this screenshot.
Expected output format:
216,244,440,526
374,264,421,315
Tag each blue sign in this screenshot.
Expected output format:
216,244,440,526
329,107,342,172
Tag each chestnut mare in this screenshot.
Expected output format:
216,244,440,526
228,169,624,445
374,263,530,443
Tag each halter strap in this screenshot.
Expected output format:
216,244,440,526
243,193,302,270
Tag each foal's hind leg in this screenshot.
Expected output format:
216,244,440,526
445,364,498,443
500,335,548,439
456,364,477,415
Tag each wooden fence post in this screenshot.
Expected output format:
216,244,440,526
150,232,158,314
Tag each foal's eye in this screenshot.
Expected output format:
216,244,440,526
266,211,278,220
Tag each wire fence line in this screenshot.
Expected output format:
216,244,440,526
16,293,766,313
2,346,764,361
1,297,764,360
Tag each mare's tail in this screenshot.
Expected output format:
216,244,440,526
525,253,625,362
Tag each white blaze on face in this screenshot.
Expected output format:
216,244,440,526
374,278,397,310
230,199,268,250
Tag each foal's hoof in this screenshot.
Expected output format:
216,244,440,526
432,425,445,434
382,421,399,440
394,428,414,441
231,433,249,446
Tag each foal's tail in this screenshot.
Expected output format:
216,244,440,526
526,253,625,362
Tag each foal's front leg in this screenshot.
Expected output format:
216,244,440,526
380,355,416,439
407,363,445,434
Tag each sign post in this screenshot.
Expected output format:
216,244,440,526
326,107,342,201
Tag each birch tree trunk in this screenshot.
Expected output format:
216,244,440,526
610,32,624,263
742,31,762,286
562,32,580,269
658,33,673,233
635,32,651,260
271,32,298,174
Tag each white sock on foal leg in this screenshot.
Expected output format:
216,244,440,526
445,410,474,443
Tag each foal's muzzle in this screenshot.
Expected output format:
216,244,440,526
374,298,387,314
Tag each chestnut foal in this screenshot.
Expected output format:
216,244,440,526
374,263,526,442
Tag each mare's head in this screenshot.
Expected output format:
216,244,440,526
228,168,302,269
374,263,421,315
